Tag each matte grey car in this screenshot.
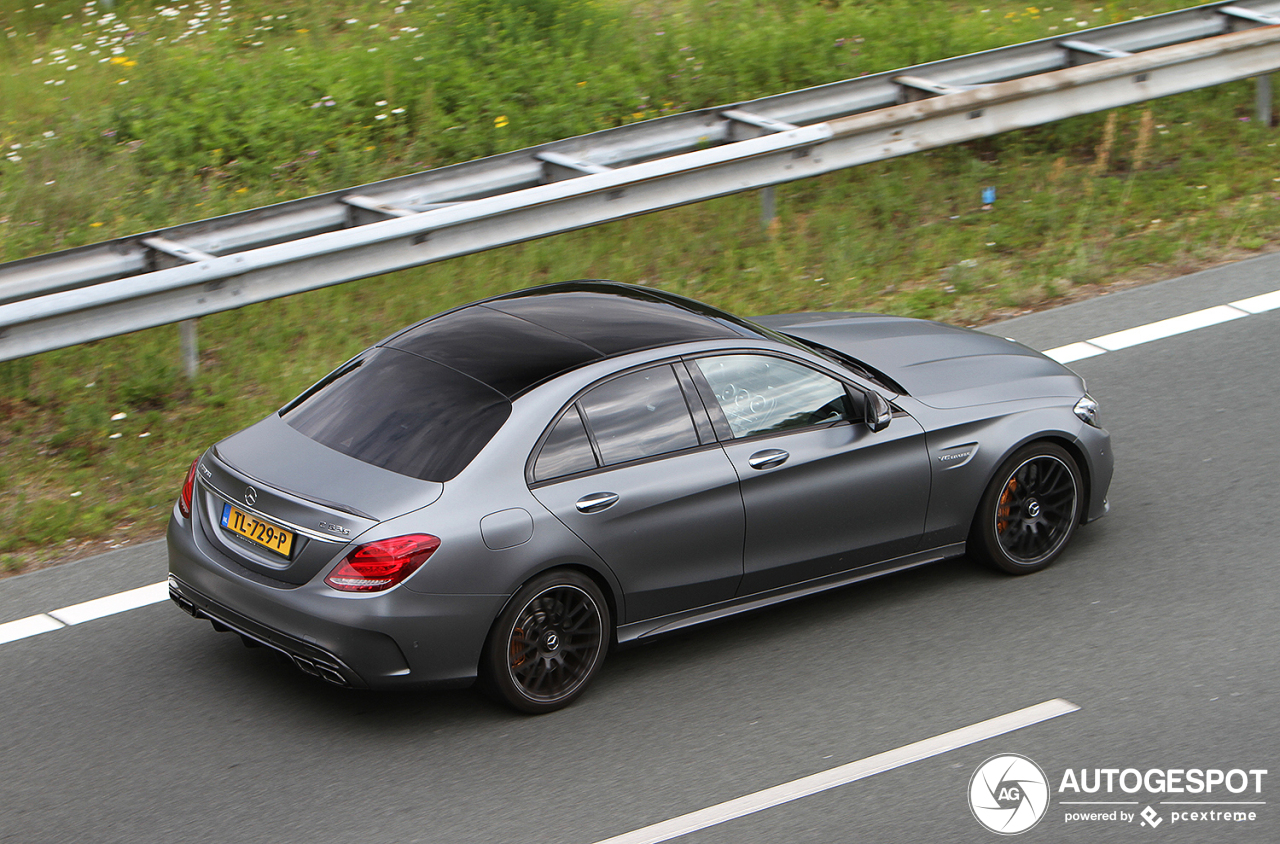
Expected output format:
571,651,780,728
168,280,1112,712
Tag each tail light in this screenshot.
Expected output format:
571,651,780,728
324,534,441,592
178,458,199,519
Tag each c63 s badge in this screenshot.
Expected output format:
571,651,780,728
319,521,350,536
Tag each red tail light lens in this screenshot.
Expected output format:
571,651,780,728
178,458,199,519
324,534,440,592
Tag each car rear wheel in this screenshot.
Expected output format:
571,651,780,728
481,569,610,713
970,442,1082,574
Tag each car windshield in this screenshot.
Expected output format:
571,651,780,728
279,348,511,482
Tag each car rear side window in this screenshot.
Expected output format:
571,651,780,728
281,348,511,482
579,365,700,466
533,405,598,482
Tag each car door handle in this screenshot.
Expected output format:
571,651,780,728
748,449,789,470
575,492,619,514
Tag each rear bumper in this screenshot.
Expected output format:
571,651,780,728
169,575,367,687
167,514,506,690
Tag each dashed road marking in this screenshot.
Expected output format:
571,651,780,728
1046,290,1280,364
0,614,64,645
0,582,168,644
589,699,1080,844
47,581,170,625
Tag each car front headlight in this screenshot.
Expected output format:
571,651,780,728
1073,394,1101,428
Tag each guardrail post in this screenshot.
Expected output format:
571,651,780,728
760,186,776,228
1258,74,1274,126
179,319,198,379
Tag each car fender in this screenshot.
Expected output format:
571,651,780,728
911,401,1093,547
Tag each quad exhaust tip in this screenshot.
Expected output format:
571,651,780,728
168,577,352,688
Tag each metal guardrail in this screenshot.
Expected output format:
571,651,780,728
1,1,1278,365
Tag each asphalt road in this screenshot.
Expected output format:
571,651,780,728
3,256,1278,844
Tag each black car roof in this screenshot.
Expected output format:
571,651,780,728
383,281,752,398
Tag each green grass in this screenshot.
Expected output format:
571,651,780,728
2,0,1279,570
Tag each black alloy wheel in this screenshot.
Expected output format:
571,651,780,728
971,442,1082,574
482,569,610,713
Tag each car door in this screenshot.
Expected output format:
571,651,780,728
529,363,745,623
690,353,932,596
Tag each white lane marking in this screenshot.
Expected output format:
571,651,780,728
0,583,170,644
0,614,65,645
591,699,1079,844
1232,289,1280,313
1044,291,1280,362
3,287,1279,645
1088,304,1247,351
1046,342,1106,364
46,581,170,626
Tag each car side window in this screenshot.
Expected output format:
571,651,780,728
694,354,854,439
533,405,598,482
579,365,701,466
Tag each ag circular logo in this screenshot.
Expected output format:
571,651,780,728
969,754,1050,835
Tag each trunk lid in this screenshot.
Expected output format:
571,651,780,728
196,414,442,585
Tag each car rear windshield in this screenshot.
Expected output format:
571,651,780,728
280,348,511,482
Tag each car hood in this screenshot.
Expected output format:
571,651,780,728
753,312,1083,409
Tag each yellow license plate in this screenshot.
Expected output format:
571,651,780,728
221,504,295,557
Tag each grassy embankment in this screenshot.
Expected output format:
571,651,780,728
1,0,1278,572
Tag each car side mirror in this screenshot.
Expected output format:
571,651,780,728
867,391,892,432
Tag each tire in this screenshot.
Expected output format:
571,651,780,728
970,442,1082,574
480,569,610,714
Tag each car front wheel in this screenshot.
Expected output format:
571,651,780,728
481,569,610,713
970,442,1082,574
